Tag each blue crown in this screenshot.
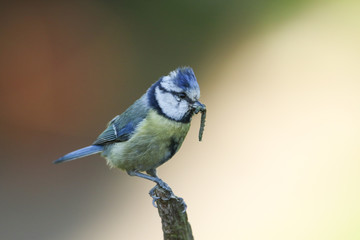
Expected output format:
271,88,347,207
174,67,199,91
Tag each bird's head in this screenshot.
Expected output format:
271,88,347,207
148,67,205,123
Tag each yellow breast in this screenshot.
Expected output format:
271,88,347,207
105,109,191,171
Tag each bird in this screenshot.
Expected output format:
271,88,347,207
54,67,206,193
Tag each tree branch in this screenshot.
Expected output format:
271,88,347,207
151,186,194,240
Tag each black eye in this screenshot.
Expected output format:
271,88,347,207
178,92,187,99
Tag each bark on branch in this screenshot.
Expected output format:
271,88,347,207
151,186,194,240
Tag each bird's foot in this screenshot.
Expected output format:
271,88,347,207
149,182,175,203
156,179,173,194
149,184,187,212
149,193,161,208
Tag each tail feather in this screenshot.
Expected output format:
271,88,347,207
54,145,104,164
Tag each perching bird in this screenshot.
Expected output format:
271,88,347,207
54,67,206,192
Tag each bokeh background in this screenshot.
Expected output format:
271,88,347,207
1,0,360,239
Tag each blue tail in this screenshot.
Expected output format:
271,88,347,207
53,145,104,164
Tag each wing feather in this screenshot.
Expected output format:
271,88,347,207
93,95,149,145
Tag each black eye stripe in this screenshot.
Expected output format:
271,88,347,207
175,92,194,103
158,85,194,103
178,93,186,98
183,95,194,103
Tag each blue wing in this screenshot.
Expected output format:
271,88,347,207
93,95,149,145
54,95,149,164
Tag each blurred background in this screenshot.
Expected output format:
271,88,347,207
1,0,360,239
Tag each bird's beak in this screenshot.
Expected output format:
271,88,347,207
192,100,206,114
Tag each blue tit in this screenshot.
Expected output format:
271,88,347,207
54,67,206,189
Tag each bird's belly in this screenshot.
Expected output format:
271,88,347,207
103,110,190,171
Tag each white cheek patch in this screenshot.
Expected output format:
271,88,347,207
155,87,189,121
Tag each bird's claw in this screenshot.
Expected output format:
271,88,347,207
157,182,176,200
149,185,157,197
157,180,173,193
149,183,175,205
149,186,161,208
152,196,160,208
149,184,174,199
149,184,187,212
